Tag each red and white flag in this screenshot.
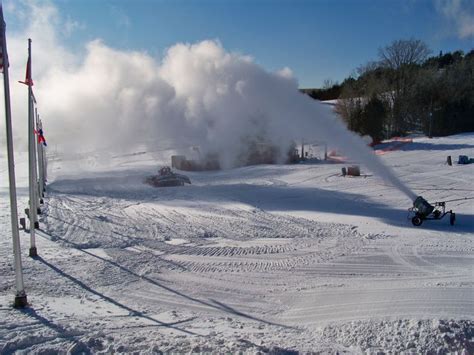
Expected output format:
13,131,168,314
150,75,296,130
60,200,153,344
34,128,47,146
19,56,33,86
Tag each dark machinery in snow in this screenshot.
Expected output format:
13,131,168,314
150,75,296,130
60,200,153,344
408,196,455,226
341,165,361,177
145,166,191,187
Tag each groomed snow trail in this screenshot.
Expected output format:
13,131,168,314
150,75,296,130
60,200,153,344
1,134,473,353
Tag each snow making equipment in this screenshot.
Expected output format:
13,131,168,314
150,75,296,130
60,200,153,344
347,165,360,176
408,196,456,226
458,155,469,164
342,165,360,177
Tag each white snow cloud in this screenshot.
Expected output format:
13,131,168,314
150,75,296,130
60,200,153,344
3,0,307,166
276,67,294,79
0,0,416,200
435,0,474,39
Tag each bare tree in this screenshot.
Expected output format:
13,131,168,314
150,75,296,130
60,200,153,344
378,39,431,135
379,39,431,69
356,61,380,76
322,78,338,90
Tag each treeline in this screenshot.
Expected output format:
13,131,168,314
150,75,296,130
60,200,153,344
303,39,474,142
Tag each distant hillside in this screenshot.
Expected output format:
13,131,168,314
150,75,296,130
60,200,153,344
301,42,474,140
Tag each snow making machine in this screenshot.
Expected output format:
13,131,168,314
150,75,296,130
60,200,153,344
408,196,456,226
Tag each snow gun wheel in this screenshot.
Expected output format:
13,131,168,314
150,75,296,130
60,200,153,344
450,213,456,226
412,216,423,226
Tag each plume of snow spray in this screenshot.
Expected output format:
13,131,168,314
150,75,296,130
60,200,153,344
3,1,416,201
308,105,418,201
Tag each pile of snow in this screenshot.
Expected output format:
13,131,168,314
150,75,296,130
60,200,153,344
322,319,474,353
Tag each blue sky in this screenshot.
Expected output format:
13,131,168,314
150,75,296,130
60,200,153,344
7,0,474,88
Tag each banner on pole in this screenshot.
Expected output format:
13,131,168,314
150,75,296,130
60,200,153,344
35,128,47,146
19,55,33,86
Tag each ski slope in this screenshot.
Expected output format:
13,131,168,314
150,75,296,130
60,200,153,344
1,134,473,353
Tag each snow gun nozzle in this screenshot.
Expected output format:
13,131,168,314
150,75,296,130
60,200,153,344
413,196,435,218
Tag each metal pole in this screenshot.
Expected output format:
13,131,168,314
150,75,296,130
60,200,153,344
1,13,28,308
42,130,48,187
41,123,46,192
37,115,46,199
32,107,41,207
36,114,45,197
27,39,38,257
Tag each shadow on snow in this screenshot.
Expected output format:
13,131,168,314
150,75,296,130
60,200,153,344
35,230,296,332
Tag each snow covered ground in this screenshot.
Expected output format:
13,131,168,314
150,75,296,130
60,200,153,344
1,134,473,353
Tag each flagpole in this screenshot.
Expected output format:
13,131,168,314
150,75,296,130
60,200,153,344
32,106,41,210
27,38,38,257
42,123,48,187
36,111,45,198
1,6,28,308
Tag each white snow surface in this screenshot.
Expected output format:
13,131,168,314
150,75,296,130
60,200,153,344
1,134,473,354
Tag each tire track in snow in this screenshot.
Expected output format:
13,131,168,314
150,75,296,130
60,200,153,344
42,189,366,283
